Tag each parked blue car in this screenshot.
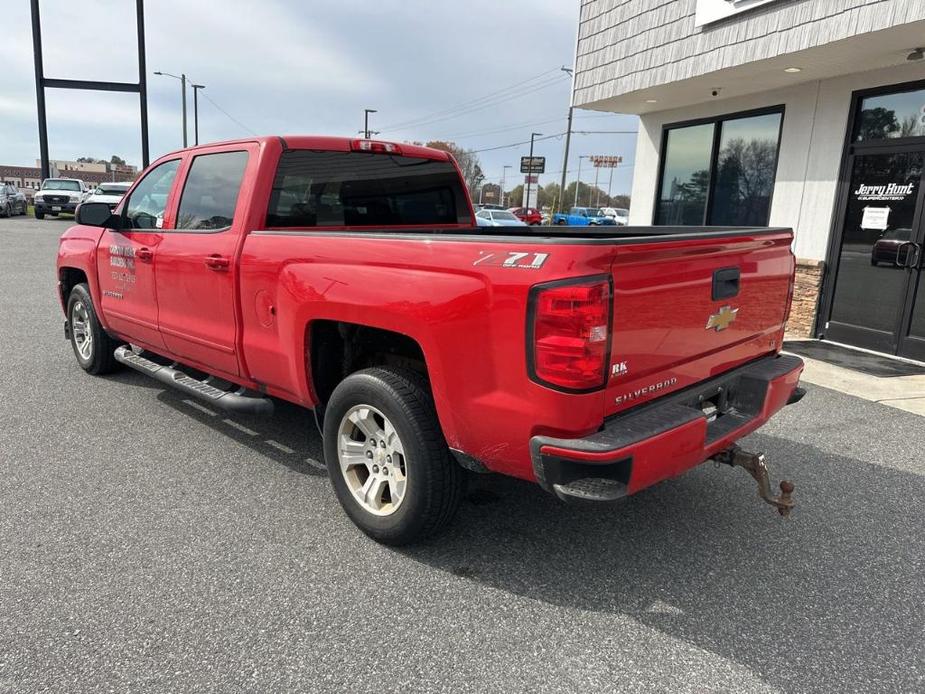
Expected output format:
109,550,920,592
551,207,618,226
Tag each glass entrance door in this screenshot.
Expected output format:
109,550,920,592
826,149,925,356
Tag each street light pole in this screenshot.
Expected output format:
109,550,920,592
364,108,377,139
191,83,205,145
154,70,188,147
524,132,542,210
500,165,511,207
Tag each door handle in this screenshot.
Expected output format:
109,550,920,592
204,254,230,270
896,242,921,269
136,247,153,262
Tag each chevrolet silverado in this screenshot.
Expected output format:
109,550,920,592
56,136,804,545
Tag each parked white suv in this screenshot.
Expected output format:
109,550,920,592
600,207,629,226
34,178,91,219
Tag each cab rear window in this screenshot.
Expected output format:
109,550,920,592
266,150,472,228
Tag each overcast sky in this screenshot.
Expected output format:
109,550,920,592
0,0,637,196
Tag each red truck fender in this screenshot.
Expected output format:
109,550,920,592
266,261,490,450
57,227,110,330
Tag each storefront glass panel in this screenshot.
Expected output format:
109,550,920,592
655,123,714,225
711,112,783,226
855,87,925,141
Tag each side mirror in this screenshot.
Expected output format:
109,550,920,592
76,202,120,228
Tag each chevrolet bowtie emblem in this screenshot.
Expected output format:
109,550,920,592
706,305,739,332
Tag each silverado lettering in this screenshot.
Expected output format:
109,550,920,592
56,135,804,545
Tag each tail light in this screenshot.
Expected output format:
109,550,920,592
351,139,402,155
528,275,612,392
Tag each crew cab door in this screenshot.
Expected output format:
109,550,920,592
153,146,254,377
95,158,182,350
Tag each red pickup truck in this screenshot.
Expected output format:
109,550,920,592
57,136,804,544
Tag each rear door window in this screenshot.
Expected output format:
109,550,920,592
266,150,472,227
176,151,249,231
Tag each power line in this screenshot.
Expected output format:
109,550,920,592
469,132,566,153
378,67,564,131
384,75,570,134
198,89,258,136
467,129,638,154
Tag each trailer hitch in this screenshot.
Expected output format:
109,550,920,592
713,445,795,517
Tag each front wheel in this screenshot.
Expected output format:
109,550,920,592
34,210,44,219
323,367,463,545
0,203,9,218
67,283,121,375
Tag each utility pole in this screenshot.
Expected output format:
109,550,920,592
558,65,574,213
191,83,205,145
574,155,588,208
607,165,615,206
154,71,188,147
364,108,377,139
524,132,542,210
593,163,601,207
500,165,511,207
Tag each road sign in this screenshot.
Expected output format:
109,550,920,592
590,155,622,168
520,156,545,174
523,174,538,184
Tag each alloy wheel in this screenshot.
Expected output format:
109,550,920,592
71,300,93,360
337,404,408,516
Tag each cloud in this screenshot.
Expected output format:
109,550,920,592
0,0,637,196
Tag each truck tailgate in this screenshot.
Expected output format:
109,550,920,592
604,230,794,417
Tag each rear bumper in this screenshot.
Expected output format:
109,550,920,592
530,354,804,500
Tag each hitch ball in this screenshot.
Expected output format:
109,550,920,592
715,445,795,517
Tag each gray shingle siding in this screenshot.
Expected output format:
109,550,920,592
574,0,925,106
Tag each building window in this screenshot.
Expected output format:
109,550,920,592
655,108,783,227
854,85,925,141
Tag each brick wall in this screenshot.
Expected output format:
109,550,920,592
787,258,824,337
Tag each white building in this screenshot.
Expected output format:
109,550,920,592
573,0,925,361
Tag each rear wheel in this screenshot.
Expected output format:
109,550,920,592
323,367,463,545
556,219,567,225
67,283,121,375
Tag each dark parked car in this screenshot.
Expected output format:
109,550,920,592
0,182,28,217
509,206,542,225
871,228,912,266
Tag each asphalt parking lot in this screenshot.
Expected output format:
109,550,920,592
1,215,923,693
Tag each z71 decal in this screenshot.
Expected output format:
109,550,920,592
473,251,549,269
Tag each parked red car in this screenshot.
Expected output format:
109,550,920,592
56,135,803,545
509,206,543,225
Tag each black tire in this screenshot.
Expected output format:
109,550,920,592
34,210,44,219
66,283,121,375
323,367,463,545
0,203,9,218
556,219,567,225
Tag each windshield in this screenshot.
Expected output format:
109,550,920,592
95,185,129,195
42,180,81,191
590,209,606,217
492,211,517,221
